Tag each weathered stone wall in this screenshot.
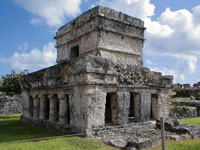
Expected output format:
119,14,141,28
21,54,172,133
21,6,173,136
56,6,144,42
57,30,99,63
55,6,145,66
22,55,172,91
175,89,200,98
172,100,200,116
0,95,22,114
169,107,197,119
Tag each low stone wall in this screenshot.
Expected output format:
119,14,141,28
0,95,22,114
21,116,86,134
172,100,200,116
175,89,200,98
169,107,197,119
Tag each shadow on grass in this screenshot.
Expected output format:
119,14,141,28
0,115,63,143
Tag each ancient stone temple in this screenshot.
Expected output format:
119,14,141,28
21,6,173,134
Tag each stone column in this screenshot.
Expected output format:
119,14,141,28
58,94,69,125
134,92,151,121
157,91,169,119
39,95,48,120
116,92,130,125
151,94,162,120
21,91,29,117
48,94,59,122
33,95,40,119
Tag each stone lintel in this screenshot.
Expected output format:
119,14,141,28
32,94,39,99
58,93,66,100
48,94,55,99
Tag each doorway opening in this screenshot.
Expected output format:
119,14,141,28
70,45,79,59
129,93,135,122
29,96,33,117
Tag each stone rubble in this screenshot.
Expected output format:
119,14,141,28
91,120,200,149
0,94,22,114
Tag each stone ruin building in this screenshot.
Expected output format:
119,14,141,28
21,6,173,134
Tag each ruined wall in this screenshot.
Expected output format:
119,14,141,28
0,95,22,114
22,55,172,92
169,107,197,119
57,30,99,63
21,6,173,133
21,55,172,132
55,6,145,66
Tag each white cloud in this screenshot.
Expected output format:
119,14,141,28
193,6,200,25
146,60,153,65
145,6,200,56
18,42,28,51
98,0,155,20
145,18,175,38
14,0,81,26
172,54,198,74
144,5,200,76
30,18,43,26
6,42,57,72
180,74,185,81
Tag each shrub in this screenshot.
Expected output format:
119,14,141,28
0,70,27,96
196,92,200,100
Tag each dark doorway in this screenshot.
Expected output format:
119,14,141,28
66,95,70,124
29,96,33,117
70,45,79,59
129,93,135,121
105,93,112,124
45,97,50,120
53,94,59,121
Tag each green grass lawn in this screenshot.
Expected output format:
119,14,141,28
1,137,115,150
149,117,200,150
150,139,200,150
0,114,62,143
168,97,190,103
0,114,115,150
179,117,200,126
168,105,191,109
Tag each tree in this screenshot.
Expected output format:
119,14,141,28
0,70,23,96
196,92,200,100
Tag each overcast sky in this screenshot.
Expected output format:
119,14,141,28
0,0,200,84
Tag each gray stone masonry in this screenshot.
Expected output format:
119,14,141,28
172,100,200,116
0,95,22,114
21,6,173,135
169,107,197,119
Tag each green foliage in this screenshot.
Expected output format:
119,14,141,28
0,70,28,96
168,105,191,109
0,115,115,150
173,88,186,97
173,87,182,93
195,92,200,100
